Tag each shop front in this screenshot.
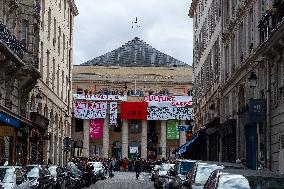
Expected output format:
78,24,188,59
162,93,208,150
0,111,30,165
206,117,220,161
29,112,50,164
219,119,236,163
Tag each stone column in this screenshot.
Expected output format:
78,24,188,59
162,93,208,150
82,119,90,157
160,121,167,159
141,120,148,159
179,121,186,146
122,120,128,159
103,115,109,158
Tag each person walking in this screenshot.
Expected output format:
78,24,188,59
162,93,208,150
134,158,142,179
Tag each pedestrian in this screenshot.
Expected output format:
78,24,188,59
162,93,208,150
108,159,115,177
122,157,128,172
134,158,142,179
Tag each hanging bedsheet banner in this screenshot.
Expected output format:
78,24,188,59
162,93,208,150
109,102,118,125
74,101,107,119
147,104,193,120
121,102,148,120
90,119,104,139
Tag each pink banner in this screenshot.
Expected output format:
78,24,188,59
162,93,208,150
90,119,104,139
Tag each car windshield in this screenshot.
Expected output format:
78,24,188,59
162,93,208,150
26,166,39,178
218,174,251,189
195,164,224,185
48,166,57,177
160,164,174,171
0,168,15,183
180,161,195,175
93,164,102,169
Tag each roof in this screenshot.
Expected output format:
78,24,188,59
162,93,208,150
82,37,190,68
197,161,246,169
188,0,199,18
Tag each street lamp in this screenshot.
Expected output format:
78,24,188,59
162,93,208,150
35,91,43,104
209,104,215,115
248,72,258,88
64,113,70,122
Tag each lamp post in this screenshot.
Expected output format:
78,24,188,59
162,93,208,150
35,91,43,104
209,104,215,115
248,72,258,88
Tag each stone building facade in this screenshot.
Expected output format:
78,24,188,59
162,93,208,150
27,0,78,165
190,0,284,172
0,0,40,165
72,38,193,160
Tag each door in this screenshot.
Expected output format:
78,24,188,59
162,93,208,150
245,123,258,170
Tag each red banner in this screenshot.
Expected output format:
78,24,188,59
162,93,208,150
90,119,104,139
121,102,148,120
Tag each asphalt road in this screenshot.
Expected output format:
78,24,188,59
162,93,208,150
89,172,155,189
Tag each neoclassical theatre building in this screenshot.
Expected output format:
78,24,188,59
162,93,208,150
72,38,193,160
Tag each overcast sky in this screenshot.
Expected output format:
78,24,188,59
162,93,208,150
73,0,193,65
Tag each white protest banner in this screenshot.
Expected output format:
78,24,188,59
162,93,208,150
74,101,107,119
73,94,127,101
109,102,118,125
147,106,193,120
173,107,193,120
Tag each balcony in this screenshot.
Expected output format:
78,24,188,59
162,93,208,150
0,22,24,59
34,0,41,18
258,0,284,44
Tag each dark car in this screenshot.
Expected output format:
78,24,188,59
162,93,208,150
48,165,67,189
204,169,284,189
184,161,245,189
25,165,53,189
155,159,196,189
0,166,31,189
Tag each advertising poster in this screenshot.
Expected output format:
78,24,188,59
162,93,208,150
109,102,118,125
90,119,104,139
167,120,179,139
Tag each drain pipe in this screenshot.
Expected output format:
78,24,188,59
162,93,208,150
266,59,271,170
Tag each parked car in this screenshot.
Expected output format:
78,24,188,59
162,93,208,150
155,159,197,189
184,161,245,189
48,165,67,189
152,164,175,185
204,169,284,189
0,166,31,189
25,165,53,189
88,162,106,180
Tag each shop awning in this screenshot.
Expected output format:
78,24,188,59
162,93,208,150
172,133,199,155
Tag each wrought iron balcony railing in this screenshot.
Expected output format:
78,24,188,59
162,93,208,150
0,22,24,59
258,0,284,44
34,0,41,18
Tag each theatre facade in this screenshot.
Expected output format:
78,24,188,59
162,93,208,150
71,38,193,160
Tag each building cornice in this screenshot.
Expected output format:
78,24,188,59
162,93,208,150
188,0,199,18
68,0,79,16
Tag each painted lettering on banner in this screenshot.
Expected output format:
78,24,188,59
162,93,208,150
144,95,192,103
147,106,193,120
109,102,118,125
73,94,127,101
74,101,107,119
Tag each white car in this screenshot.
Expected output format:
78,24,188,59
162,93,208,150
88,162,106,179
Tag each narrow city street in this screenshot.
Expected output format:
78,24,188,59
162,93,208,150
89,172,154,189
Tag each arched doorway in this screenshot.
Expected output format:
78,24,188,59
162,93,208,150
112,141,122,160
